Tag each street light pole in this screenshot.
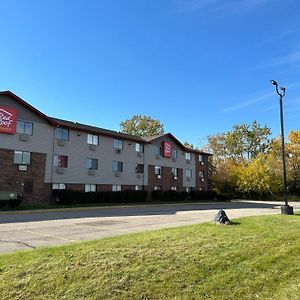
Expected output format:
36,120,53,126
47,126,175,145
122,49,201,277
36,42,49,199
270,80,293,215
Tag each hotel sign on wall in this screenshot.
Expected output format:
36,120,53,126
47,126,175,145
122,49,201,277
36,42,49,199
162,141,172,158
0,107,17,134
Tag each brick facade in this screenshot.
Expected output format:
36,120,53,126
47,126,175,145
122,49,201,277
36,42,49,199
195,154,209,191
147,165,183,191
0,148,51,205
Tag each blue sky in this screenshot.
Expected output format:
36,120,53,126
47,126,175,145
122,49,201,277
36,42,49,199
1,0,300,147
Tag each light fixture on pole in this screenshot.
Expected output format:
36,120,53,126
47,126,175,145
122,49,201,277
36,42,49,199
270,80,293,215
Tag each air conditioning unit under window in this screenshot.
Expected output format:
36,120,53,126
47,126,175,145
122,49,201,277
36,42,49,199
156,154,161,160
174,176,178,180
186,159,191,164
187,177,191,182
88,169,95,176
137,152,142,157
115,149,121,154
89,144,97,151
56,167,64,174
57,140,66,147
157,175,161,179
200,162,204,165
114,171,121,177
20,134,29,142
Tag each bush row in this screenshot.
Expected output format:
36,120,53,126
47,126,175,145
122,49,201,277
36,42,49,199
55,189,233,205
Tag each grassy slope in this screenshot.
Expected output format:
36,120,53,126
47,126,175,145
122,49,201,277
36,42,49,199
0,214,300,300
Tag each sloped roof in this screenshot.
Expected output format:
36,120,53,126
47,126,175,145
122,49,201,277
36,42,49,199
145,133,212,156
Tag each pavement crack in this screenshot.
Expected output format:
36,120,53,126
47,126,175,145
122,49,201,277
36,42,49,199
0,239,36,249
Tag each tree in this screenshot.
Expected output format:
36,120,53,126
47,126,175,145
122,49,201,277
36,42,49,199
207,121,271,162
236,153,282,199
120,115,164,137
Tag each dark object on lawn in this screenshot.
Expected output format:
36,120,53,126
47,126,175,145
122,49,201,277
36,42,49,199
213,209,231,224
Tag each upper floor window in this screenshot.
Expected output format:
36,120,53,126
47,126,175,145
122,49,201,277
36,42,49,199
112,161,123,172
85,184,96,192
16,120,33,135
155,166,161,175
172,149,178,159
55,127,69,141
154,146,162,155
113,139,123,150
199,170,204,178
112,185,121,192
135,163,144,174
185,169,192,178
171,167,178,177
135,143,144,153
54,155,68,168
185,152,191,160
87,134,99,146
199,154,204,163
86,158,98,170
14,150,31,165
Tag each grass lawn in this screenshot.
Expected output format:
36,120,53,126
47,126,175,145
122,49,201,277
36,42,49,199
0,214,300,299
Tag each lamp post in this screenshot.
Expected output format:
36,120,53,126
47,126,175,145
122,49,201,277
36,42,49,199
270,80,293,215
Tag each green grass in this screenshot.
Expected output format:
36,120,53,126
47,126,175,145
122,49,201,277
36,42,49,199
1,214,300,299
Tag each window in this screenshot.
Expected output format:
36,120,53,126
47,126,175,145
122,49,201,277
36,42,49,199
171,167,178,177
154,186,162,191
87,134,99,145
55,128,69,141
155,166,161,175
86,158,98,170
85,184,96,192
185,169,192,178
135,143,144,152
135,185,143,191
54,155,68,168
199,170,204,178
154,146,162,155
135,163,144,173
52,183,66,190
185,152,191,160
112,185,121,192
199,187,204,191
14,151,31,165
199,154,204,163
16,120,33,135
172,149,178,159
113,139,123,150
112,161,123,172
171,186,177,191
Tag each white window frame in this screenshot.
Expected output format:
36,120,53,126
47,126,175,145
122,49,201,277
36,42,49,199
87,134,99,146
185,152,191,160
135,143,143,152
155,166,161,175
112,185,121,192
171,167,178,177
199,154,204,162
112,161,123,172
185,169,192,178
154,186,162,191
85,184,96,192
52,183,66,190
16,120,33,135
14,150,31,165
86,158,98,170
135,185,143,191
113,139,123,150
171,186,177,191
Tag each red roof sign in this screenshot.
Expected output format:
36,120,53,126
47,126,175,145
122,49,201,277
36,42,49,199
0,107,17,134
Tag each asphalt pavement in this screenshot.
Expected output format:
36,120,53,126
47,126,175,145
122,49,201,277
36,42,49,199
0,200,299,254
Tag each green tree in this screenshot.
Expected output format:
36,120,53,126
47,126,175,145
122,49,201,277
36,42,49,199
120,115,164,137
207,121,271,162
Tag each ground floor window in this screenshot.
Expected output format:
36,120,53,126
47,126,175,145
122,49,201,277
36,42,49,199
135,185,143,191
112,185,121,192
171,186,177,191
185,187,191,193
14,150,31,165
154,186,162,191
85,184,96,192
52,183,66,190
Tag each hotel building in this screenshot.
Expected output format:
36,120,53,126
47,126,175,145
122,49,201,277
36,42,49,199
0,91,211,205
